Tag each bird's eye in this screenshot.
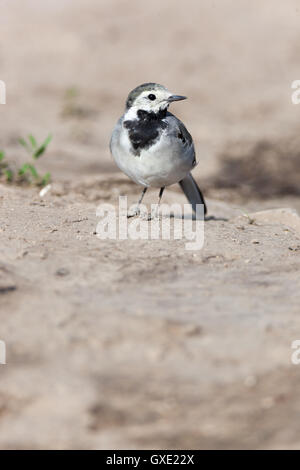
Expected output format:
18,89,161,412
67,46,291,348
148,94,156,101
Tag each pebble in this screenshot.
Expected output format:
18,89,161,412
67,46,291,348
56,268,70,277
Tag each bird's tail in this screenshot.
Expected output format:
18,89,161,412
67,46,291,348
179,173,207,216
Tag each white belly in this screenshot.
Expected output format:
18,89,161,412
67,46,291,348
112,129,194,188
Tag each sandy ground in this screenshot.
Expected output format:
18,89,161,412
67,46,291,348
1,0,300,449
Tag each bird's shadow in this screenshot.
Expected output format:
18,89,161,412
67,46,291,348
166,213,228,222
204,215,228,222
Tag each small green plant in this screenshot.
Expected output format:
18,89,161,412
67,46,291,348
237,208,256,225
0,151,13,182
0,134,52,186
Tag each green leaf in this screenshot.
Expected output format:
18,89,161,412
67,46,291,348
28,164,39,179
41,172,51,186
65,87,79,99
0,151,4,162
18,163,30,175
18,163,39,180
19,138,30,151
33,134,52,159
33,146,46,159
4,169,13,182
43,134,53,148
28,135,37,149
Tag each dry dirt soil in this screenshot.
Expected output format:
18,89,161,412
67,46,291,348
0,0,300,450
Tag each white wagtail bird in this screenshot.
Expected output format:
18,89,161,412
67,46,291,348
110,83,207,218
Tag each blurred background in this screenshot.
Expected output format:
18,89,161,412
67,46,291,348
1,0,300,207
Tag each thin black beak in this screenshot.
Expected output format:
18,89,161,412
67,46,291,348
167,95,187,103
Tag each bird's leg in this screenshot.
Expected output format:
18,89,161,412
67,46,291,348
148,187,165,220
127,187,147,218
158,186,165,208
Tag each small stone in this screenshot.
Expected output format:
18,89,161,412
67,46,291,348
183,325,202,336
251,239,260,244
39,184,52,198
56,268,70,277
17,250,28,259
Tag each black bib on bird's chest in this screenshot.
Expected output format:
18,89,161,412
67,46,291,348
123,109,168,156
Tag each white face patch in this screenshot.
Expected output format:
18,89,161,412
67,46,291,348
129,88,173,115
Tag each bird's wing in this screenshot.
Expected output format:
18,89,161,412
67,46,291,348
110,116,124,154
164,112,195,153
164,114,207,216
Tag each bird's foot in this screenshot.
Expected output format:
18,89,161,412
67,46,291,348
144,210,159,221
127,208,140,218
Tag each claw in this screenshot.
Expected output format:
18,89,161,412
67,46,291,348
127,208,140,218
145,211,159,221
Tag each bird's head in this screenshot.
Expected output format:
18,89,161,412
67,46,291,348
125,83,186,116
